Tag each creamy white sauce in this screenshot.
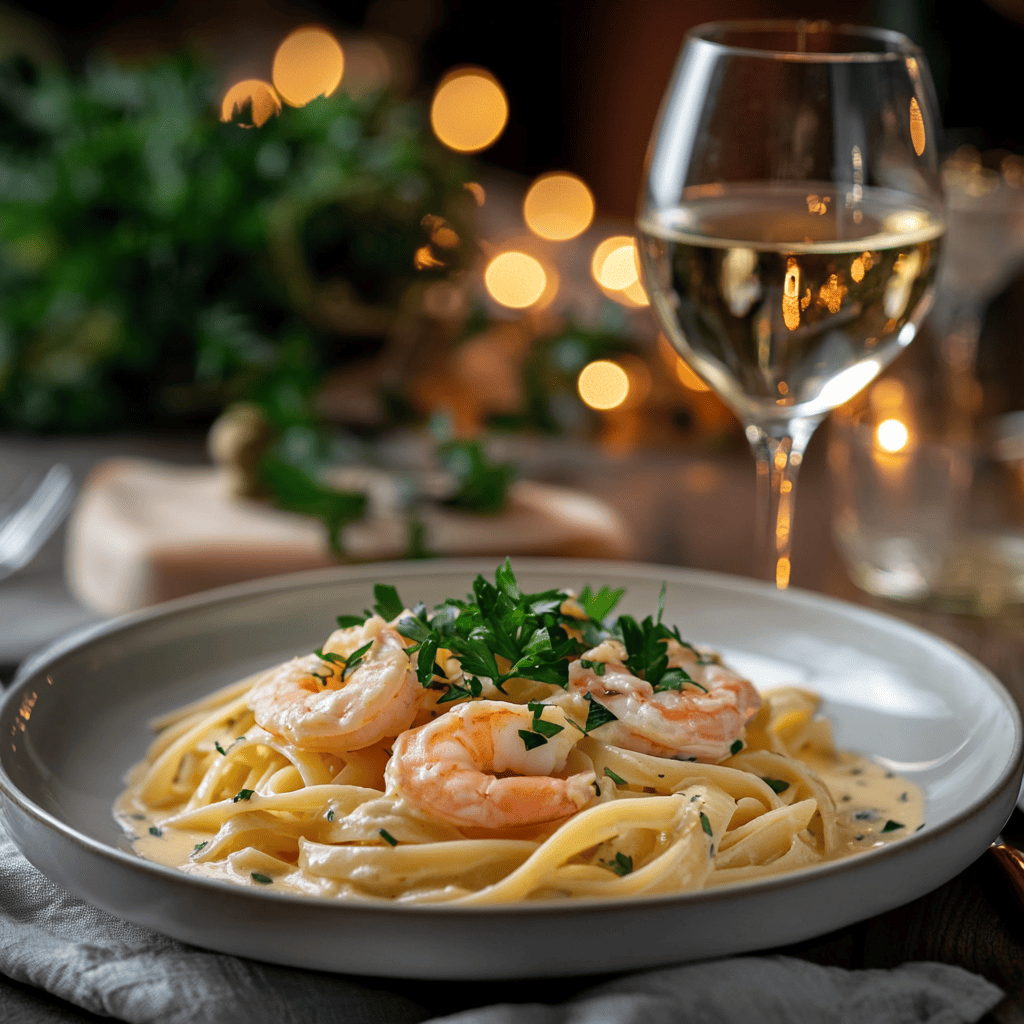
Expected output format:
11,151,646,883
115,749,924,896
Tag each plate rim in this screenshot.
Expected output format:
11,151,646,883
2,556,1021,921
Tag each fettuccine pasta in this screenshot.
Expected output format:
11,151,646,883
116,564,923,902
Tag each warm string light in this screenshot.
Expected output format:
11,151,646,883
578,360,630,410
591,236,649,307
272,26,344,106
220,80,282,127
524,173,595,241
222,25,345,127
431,69,508,153
484,252,548,309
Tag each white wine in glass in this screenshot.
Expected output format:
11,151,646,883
637,21,945,587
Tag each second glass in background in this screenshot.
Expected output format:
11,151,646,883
830,149,1024,612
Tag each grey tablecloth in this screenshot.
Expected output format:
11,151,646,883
0,819,1003,1024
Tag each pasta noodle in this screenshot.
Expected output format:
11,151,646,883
116,564,923,902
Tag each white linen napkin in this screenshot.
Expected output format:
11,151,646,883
0,819,1003,1024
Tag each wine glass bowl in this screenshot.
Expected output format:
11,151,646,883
637,20,945,586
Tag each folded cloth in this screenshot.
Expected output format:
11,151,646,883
65,459,635,615
0,819,1003,1024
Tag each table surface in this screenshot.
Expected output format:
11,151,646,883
3,426,1024,1021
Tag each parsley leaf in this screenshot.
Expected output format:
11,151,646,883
881,820,905,833
148,826,162,837
373,584,405,622
761,777,790,794
699,811,713,837
214,740,227,755
729,739,743,755
606,852,633,876
603,767,627,785
379,828,399,846
193,841,207,852
582,693,618,733
519,729,549,750
436,677,483,704
578,584,625,625
233,788,255,802
251,872,273,884
336,613,367,628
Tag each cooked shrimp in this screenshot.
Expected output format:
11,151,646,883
565,638,761,763
248,615,420,755
385,699,596,830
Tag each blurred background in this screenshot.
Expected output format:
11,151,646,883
3,0,1024,658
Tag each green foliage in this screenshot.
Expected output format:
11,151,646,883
486,309,643,434
0,54,475,431
438,437,516,514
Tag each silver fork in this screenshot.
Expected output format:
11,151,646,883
0,464,75,582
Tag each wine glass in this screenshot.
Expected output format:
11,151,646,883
637,20,945,587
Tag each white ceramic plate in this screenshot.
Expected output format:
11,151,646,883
1,559,1020,979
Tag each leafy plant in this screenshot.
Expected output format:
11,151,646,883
0,54,476,431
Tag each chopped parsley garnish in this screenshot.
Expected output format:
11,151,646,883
526,702,565,739
214,741,227,756
232,789,255,802
251,872,273,884
390,559,592,694
326,809,335,822
730,739,743,755
193,841,207,853
372,584,406,621
881,820,905,833
606,852,633,876
603,767,627,786
578,585,625,625
579,659,607,676
516,700,565,749
610,584,705,694
761,777,790,794
436,677,484,704
854,810,874,821
148,826,162,837
699,812,713,837
518,729,549,751
652,667,706,694
314,641,373,681
336,613,367,628
582,693,618,733
379,829,398,846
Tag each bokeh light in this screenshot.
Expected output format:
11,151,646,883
484,252,547,308
431,69,508,153
876,418,910,452
578,360,630,410
523,173,595,241
596,242,640,290
464,182,486,206
220,80,282,127
272,26,344,107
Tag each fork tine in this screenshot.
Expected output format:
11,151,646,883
0,464,75,581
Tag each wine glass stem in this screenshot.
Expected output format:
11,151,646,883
747,416,823,588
